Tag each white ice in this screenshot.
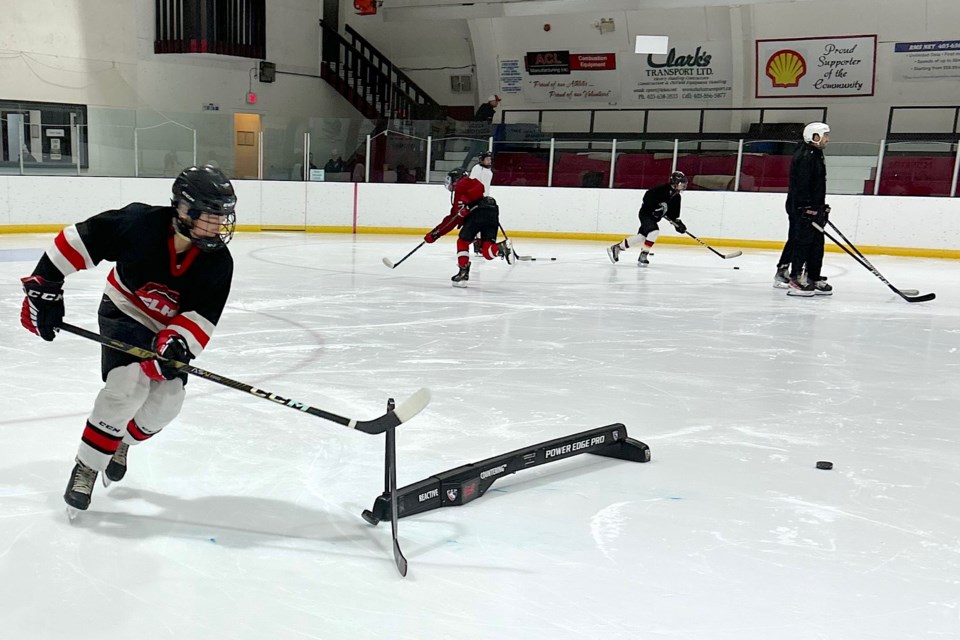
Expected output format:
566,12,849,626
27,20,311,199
1,232,959,640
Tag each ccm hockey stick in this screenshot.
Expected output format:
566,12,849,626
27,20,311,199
825,220,919,296
678,225,743,260
812,224,935,303
382,241,425,269
59,323,431,434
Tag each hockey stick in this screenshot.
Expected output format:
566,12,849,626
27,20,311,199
812,223,935,303
361,398,407,576
382,241,425,269
496,223,555,261
826,220,919,296
58,323,431,434
497,222,528,260
675,224,742,259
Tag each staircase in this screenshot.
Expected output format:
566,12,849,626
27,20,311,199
319,20,444,121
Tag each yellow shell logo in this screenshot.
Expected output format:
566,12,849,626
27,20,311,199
765,49,806,88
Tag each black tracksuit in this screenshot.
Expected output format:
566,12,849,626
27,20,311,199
784,142,827,280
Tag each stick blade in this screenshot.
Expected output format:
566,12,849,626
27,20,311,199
904,292,936,303
382,257,396,269
393,540,408,577
393,387,431,424
724,250,743,259
354,388,431,434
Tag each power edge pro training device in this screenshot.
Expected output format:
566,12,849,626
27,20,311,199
363,423,650,576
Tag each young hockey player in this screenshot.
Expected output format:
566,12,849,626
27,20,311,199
469,151,494,254
19,165,237,514
607,171,688,266
782,122,832,297
423,168,513,287
469,151,494,196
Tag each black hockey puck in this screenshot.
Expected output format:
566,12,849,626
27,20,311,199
550,257,557,261
816,461,833,470
530,257,537,261
733,266,740,270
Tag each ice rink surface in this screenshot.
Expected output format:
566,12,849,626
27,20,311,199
1,231,958,640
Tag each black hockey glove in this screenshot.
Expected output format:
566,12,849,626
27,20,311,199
20,275,64,341
671,219,687,234
140,330,193,381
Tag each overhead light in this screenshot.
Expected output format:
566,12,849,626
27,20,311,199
635,35,669,55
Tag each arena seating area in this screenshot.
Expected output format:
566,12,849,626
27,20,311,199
492,149,957,196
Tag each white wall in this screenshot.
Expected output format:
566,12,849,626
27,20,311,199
361,0,960,142
1,0,361,119
2,177,957,256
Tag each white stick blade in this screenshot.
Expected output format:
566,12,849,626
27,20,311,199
725,251,743,259
382,257,395,268
392,387,431,424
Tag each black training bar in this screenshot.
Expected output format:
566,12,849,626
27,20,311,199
362,424,649,524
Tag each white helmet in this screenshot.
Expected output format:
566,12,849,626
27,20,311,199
803,122,830,145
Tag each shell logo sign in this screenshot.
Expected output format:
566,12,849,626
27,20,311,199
765,49,806,88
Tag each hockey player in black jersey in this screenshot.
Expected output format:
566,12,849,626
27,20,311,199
19,165,237,514
607,171,688,266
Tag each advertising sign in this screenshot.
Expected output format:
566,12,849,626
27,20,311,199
521,51,620,103
756,35,876,98
892,40,960,80
623,41,733,103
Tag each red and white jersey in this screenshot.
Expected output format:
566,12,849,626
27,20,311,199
33,203,233,357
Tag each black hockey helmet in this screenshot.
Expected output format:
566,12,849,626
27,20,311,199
478,151,493,162
172,165,237,252
669,170,688,191
445,167,468,191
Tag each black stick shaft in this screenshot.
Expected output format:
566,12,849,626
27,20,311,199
389,241,425,268
57,322,427,433
812,224,934,302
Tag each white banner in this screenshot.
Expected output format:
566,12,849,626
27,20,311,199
499,58,523,95
892,40,960,81
519,52,620,104
622,41,733,103
756,35,876,98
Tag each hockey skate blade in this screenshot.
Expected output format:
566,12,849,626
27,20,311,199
382,257,396,269
392,388,431,424
452,281,467,288
102,476,112,488
66,506,81,521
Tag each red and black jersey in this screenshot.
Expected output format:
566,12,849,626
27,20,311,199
32,203,233,357
450,177,486,215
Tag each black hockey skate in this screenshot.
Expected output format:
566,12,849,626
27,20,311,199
497,239,514,265
606,243,621,264
786,278,815,297
64,460,98,517
813,280,833,296
451,262,471,287
773,265,790,289
638,250,650,266
103,442,129,487
473,238,483,256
